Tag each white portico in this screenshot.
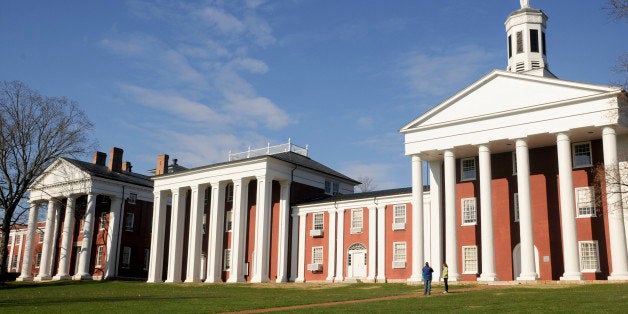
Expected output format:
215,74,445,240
147,142,359,283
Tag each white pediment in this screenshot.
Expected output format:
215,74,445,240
401,70,618,132
29,158,92,200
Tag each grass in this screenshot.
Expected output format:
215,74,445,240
0,280,626,313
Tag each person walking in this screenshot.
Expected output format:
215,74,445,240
442,263,449,294
422,262,434,295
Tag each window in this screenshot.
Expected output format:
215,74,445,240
530,29,539,52
125,212,135,231
16,235,21,245
122,246,131,268
312,246,323,264
12,255,18,269
313,213,324,230
508,35,512,58
461,198,477,225
224,249,231,271
324,180,340,195
542,31,547,55
575,187,596,217
8,236,12,246
99,212,107,230
513,193,520,222
128,193,137,205
35,253,42,268
226,184,234,202
393,242,407,268
38,232,43,244
324,180,332,194
512,152,518,175
143,248,150,271
572,142,592,168
96,245,104,267
351,208,363,232
225,211,233,232
332,182,340,195
579,241,600,272
461,158,476,181
393,204,406,230
516,31,523,53
202,213,207,234
463,246,478,274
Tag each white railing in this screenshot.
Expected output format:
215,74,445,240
228,139,308,161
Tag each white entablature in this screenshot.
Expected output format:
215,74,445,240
401,70,627,159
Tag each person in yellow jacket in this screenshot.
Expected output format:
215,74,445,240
442,263,449,293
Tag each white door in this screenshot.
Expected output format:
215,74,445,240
349,250,366,278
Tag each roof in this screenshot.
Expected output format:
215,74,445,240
295,186,430,206
155,151,360,185
62,158,153,188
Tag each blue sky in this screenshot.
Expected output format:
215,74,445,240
1,0,626,190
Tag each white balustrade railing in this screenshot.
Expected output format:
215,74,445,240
229,140,308,161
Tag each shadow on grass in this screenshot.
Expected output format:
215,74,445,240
0,279,104,290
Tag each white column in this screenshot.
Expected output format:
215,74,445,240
35,199,57,281
55,196,75,280
104,196,123,279
603,127,628,280
478,145,498,281
186,185,205,283
367,205,377,282
147,190,167,283
165,188,185,283
376,205,386,282
429,160,443,280
556,133,583,281
229,178,250,283
206,182,226,283
49,204,62,277
295,213,306,282
409,155,424,282
290,213,300,282
444,150,460,281
17,202,39,281
334,208,345,282
75,193,96,280
515,139,537,280
326,210,337,282
252,176,272,283
275,180,291,282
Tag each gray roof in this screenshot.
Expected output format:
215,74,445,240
63,158,153,188
157,151,360,185
295,186,429,206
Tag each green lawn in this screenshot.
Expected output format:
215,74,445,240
0,281,626,313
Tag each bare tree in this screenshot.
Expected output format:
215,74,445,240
356,176,378,193
604,0,628,21
605,1,628,89
0,81,94,283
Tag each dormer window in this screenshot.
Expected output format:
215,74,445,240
530,29,539,53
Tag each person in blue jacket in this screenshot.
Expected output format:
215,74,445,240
422,262,434,295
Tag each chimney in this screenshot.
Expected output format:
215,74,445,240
93,151,107,166
108,147,123,172
156,154,169,175
122,161,132,172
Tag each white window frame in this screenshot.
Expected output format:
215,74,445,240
579,241,600,272
332,182,340,195
99,212,107,230
12,255,19,270
462,245,478,274
392,242,407,268
37,231,43,243
324,180,332,195
351,208,363,233
226,184,234,202
512,151,518,175
461,197,477,225
312,246,323,264
225,211,233,232
572,142,593,168
125,212,134,232
96,245,104,267
127,193,137,205
461,157,477,181
35,253,42,268
393,204,406,230
575,186,596,218
313,212,324,230
16,235,21,245
8,235,12,246
513,193,520,222
143,248,150,271
122,246,131,268
224,249,231,271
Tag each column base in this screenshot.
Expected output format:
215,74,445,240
375,276,387,283
478,274,499,282
334,276,344,282
608,273,628,281
52,275,73,281
73,274,93,280
407,275,422,283
516,273,537,281
165,279,182,283
204,277,222,283
147,279,163,283
295,277,305,283
227,277,246,283
275,277,287,283
325,276,335,282
448,275,461,282
184,278,202,283
34,275,52,281
559,273,583,281
16,276,33,282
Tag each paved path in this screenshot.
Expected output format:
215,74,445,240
225,285,489,313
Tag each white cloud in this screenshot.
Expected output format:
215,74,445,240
224,93,290,130
340,161,400,190
200,7,246,34
245,0,266,9
356,116,374,129
400,45,498,96
230,57,269,74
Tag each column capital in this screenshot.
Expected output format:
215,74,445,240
297,212,307,218
556,132,570,141
514,137,528,145
602,125,617,135
477,143,491,152
336,207,346,213
443,149,455,158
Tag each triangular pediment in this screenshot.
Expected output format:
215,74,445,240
30,158,91,191
400,70,619,132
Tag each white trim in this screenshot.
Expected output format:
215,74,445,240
575,186,596,218
393,204,406,230
462,245,478,274
572,141,593,169
578,240,600,273
460,157,477,181
392,242,407,269
461,197,477,226
312,212,324,230
350,208,363,234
